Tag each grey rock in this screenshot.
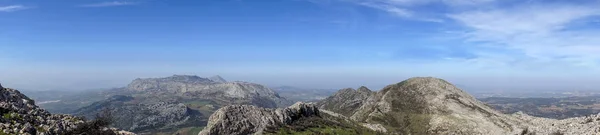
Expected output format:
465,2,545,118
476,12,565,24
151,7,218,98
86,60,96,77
198,102,319,135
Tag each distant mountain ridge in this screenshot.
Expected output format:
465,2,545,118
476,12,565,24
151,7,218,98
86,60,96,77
127,75,287,107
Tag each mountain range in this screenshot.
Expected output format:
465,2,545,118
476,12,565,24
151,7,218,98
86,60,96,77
9,76,600,135
200,77,600,135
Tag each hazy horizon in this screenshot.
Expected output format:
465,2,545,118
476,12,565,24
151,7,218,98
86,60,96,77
2,0,600,92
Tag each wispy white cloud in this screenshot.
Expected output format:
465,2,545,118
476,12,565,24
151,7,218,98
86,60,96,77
357,0,494,7
441,0,495,7
448,4,600,68
0,5,27,12
79,1,138,7
359,2,412,17
345,0,496,22
334,0,600,70
356,1,445,22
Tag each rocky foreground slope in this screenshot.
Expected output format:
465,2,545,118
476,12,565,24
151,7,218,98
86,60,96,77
0,83,134,135
200,77,600,135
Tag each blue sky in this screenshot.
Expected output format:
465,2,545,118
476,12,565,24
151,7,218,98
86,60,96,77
1,0,600,91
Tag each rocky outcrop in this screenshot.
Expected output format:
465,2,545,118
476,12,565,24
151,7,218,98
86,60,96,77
0,85,134,135
198,102,319,135
127,75,287,108
316,86,374,116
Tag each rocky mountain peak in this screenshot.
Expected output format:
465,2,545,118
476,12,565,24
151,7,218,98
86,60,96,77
357,86,371,93
0,83,3,89
198,102,319,135
208,75,227,83
338,88,356,94
384,77,458,94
